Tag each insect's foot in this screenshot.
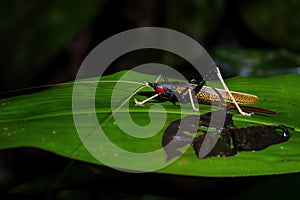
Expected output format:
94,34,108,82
241,112,253,117
134,99,144,106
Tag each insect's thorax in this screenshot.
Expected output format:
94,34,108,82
149,82,197,103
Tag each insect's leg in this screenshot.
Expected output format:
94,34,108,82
134,93,159,106
215,66,252,117
135,74,162,106
188,88,199,111
193,80,206,94
162,74,169,82
154,74,162,83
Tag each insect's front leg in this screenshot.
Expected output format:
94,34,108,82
134,93,159,106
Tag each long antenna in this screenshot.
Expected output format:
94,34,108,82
100,84,148,127
0,80,144,97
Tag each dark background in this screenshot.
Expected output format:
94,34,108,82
1,0,300,199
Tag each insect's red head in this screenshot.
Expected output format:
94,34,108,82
147,83,166,95
155,85,166,94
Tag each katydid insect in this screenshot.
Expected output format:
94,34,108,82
133,66,276,116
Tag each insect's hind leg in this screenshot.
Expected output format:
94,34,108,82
215,66,252,117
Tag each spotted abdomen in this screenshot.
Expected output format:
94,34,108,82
196,86,259,104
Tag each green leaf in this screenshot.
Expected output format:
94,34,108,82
0,70,299,177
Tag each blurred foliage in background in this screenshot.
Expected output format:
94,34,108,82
1,0,300,199
1,0,300,92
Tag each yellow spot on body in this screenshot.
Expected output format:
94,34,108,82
176,87,183,94
3,127,8,131
7,133,12,136
2,102,6,106
52,130,57,134
114,153,118,157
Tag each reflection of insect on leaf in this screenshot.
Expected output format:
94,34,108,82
193,124,291,159
162,111,292,161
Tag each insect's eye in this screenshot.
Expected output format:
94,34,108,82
155,86,166,94
147,82,154,88
189,79,197,84
190,79,202,84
